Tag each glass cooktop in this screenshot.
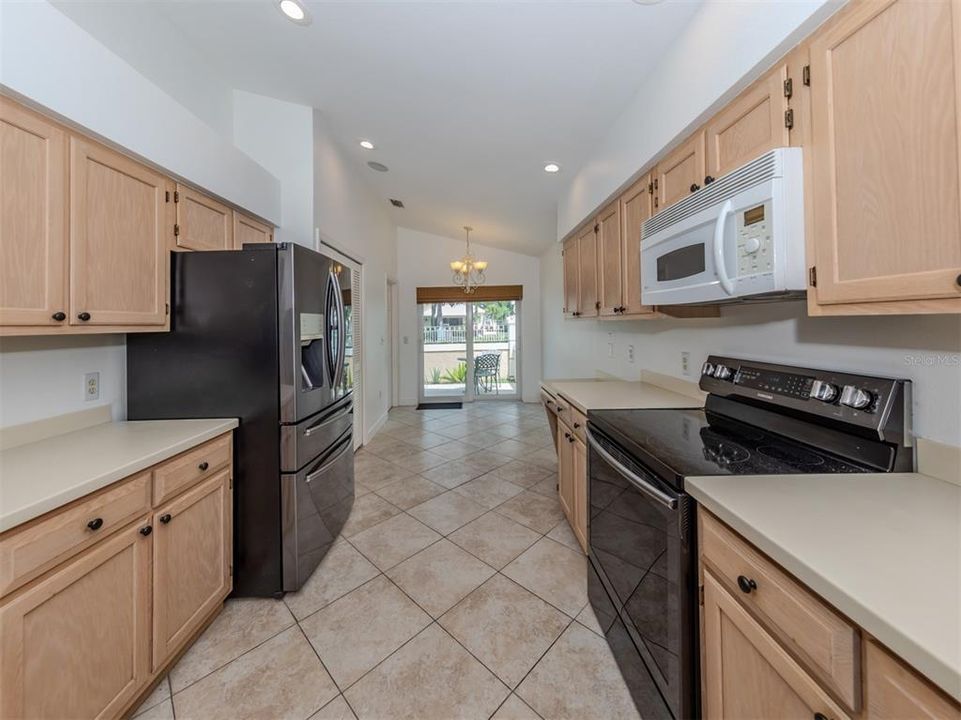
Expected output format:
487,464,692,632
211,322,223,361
588,407,872,487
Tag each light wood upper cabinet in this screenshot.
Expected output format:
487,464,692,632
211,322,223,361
562,234,579,316
863,640,961,720
705,63,790,180
577,223,598,318
69,137,170,327
620,174,656,316
656,130,706,211
152,469,231,671
597,201,623,316
233,211,273,248
175,185,232,252
0,98,67,327
701,570,850,720
809,0,961,307
0,520,151,720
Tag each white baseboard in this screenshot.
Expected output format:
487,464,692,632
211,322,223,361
365,409,389,443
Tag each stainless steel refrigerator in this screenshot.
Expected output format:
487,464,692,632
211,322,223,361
127,243,354,597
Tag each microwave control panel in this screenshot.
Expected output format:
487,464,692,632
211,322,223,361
736,200,773,277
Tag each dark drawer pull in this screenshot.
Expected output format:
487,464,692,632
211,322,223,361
737,575,757,594
574,422,581,429
52,311,66,322
77,311,91,322
139,525,153,536
86,517,104,531
159,513,172,524
198,461,209,471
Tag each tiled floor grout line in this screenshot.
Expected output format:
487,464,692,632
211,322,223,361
290,622,357,720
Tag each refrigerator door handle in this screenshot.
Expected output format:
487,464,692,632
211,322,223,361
335,276,347,390
325,270,339,388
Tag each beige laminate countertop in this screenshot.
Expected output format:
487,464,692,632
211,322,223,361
687,472,961,702
540,379,703,412
0,418,238,533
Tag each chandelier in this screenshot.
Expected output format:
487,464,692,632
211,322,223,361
450,225,488,294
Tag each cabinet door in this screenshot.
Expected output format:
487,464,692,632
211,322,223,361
0,98,67,327
152,469,231,670
656,130,706,211
863,640,961,720
577,224,598,318
597,201,623,317
562,235,579,316
620,174,656,316
809,0,961,305
557,422,574,522
69,137,170,326
701,571,850,720
705,64,790,180
571,436,588,552
176,184,231,252
233,211,273,248
0,520,151,720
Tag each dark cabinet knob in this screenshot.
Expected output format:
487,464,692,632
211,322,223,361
564,432,571,439
52,311,66,322
159,513,172,524
690,183,701,192
139,525,153,536
198,461,209,471
77,312,91,322
737,575,758,594
568,436,575,443
86,517,104,531
704,175,716,185
814,714,830,720
574,423,581,429
956,273,961,288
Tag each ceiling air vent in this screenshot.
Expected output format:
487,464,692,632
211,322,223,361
389,199,405,208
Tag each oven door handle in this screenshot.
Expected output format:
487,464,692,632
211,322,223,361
586,429,678,510
713,198,735,296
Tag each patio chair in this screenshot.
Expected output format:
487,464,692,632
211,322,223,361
473,353,501,395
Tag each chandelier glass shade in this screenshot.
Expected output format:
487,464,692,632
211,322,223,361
450,225,487,294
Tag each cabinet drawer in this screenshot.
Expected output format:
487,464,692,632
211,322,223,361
555,395,573,426
570,407,587,442
0,472,151,597
699,510,860,710
153,433,231,505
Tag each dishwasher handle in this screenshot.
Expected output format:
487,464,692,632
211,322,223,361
586,428,678,511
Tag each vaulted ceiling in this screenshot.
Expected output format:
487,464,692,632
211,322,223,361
55,0,701,255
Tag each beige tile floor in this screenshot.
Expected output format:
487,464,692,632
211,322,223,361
134,402,641,720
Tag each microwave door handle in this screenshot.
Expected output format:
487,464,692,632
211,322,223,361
713,199,735,296
586,429,678,510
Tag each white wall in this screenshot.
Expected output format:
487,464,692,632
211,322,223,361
233,91,314,243
313,110,398,438
0,336,126,427
397,228,542,405
540,247,961,447
0,0,281,225
558,0,837,238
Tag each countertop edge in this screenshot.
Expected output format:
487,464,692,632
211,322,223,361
0,419,238,533
688,482,961,703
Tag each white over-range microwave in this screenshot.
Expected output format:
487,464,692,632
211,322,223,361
641,147,806,306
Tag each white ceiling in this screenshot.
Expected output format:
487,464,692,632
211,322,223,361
55,1,701,255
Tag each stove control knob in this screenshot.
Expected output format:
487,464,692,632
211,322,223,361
701,362,715,377
840,385,873,410
809,380,839,403
713,364,733,380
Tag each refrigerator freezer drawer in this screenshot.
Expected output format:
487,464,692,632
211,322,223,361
280,397,353,473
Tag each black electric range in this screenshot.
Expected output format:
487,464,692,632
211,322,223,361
585,356,913,720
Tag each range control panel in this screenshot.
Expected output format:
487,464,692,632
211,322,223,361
736,201,774,278
699,355,911,442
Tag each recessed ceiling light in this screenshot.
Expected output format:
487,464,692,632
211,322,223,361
544,163,560,173
367,161,389,172
359,140,375,150
278,0,311,25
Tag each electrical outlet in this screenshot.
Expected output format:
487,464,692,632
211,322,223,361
627,345,635,364
84,372,100,402
681,351,691,376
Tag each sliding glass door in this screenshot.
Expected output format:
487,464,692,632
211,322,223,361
419,300,520,403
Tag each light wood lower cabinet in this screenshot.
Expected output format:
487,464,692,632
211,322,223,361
0,431,233,720
702,570,850,720
700,508,961,720
0,520,152,720
555,415,588,553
